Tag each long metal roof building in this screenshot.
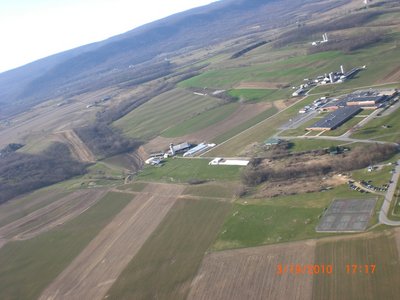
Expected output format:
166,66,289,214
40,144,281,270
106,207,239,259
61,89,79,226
306,106,362,131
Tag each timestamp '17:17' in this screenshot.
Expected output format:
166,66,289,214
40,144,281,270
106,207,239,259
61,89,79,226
345,264,376,274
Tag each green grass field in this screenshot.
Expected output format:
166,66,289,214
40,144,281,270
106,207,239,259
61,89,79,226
114,88,221,140
106,198,231,300
0,192,133,300
178,52,340,90
183,181,239,199
228,88,289,102
351,165,394,187
289,139,348,153
351,105,400,142
213,185,367,250
312,232,400,300
137,158,241,183
161,103,239,138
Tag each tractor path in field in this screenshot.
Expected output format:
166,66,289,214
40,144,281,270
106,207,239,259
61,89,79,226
39,183,184,300
53,130,96,162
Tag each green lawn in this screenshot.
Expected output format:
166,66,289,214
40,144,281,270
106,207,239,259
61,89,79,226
289,139,346,153
114,88,221,140
137,158,241,183
213,185,367,250
351,165,394,187
351,105,400,142
0,192,133,300
161,103,239,138
106,198,231,300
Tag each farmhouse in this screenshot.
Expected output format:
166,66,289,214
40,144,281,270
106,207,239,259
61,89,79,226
306,106,362,131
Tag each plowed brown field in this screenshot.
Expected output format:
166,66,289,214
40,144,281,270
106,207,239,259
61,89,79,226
39,183,184,300
54,129,95,162
188,240,316,300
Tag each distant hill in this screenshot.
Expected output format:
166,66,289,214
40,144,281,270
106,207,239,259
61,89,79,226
0,0,348,119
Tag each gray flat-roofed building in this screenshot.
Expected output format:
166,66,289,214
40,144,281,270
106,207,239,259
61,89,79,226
306,106,361,131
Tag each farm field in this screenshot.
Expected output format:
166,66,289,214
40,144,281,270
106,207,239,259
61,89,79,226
161,103,239,138
228,88,289,102
137,158,241,183
312,232,400,300
106,198,231,300
114,88,221,140
188,239,316,300
0,189,107,242
0,189,70,228
0,191,132,300
142,102,275,154
213,185,369,250
39,183,183,300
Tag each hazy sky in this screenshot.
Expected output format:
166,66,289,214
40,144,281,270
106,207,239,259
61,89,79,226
0,0,218,73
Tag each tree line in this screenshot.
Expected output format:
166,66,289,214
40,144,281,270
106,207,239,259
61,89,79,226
242,144,398,186
0,143,87,204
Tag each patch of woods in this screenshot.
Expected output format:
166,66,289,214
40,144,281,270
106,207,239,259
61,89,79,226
230,41,268,59
0,143,87,204
75,123,141,159
273,11,384,49
242,144,398,186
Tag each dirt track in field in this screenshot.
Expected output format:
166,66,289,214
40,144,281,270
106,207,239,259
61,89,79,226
143,102,272,154
0,189,107,242
235,82,289,89
188,240,316,300
39,183,184,300
53,130,96,162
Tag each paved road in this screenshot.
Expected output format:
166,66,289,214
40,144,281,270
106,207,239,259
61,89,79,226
379,159,400,226
276,134,397,145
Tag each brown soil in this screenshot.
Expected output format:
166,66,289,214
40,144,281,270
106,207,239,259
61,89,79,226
188,240,316,300
256,174,348,198
143,102,272,154
235,82,289,89
380,66,400,83
0,189,107,242
53,129,96,162
39,183,184,300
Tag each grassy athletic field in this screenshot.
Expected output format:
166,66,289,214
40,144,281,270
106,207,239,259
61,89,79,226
0,192,133,300
106,198,231,300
